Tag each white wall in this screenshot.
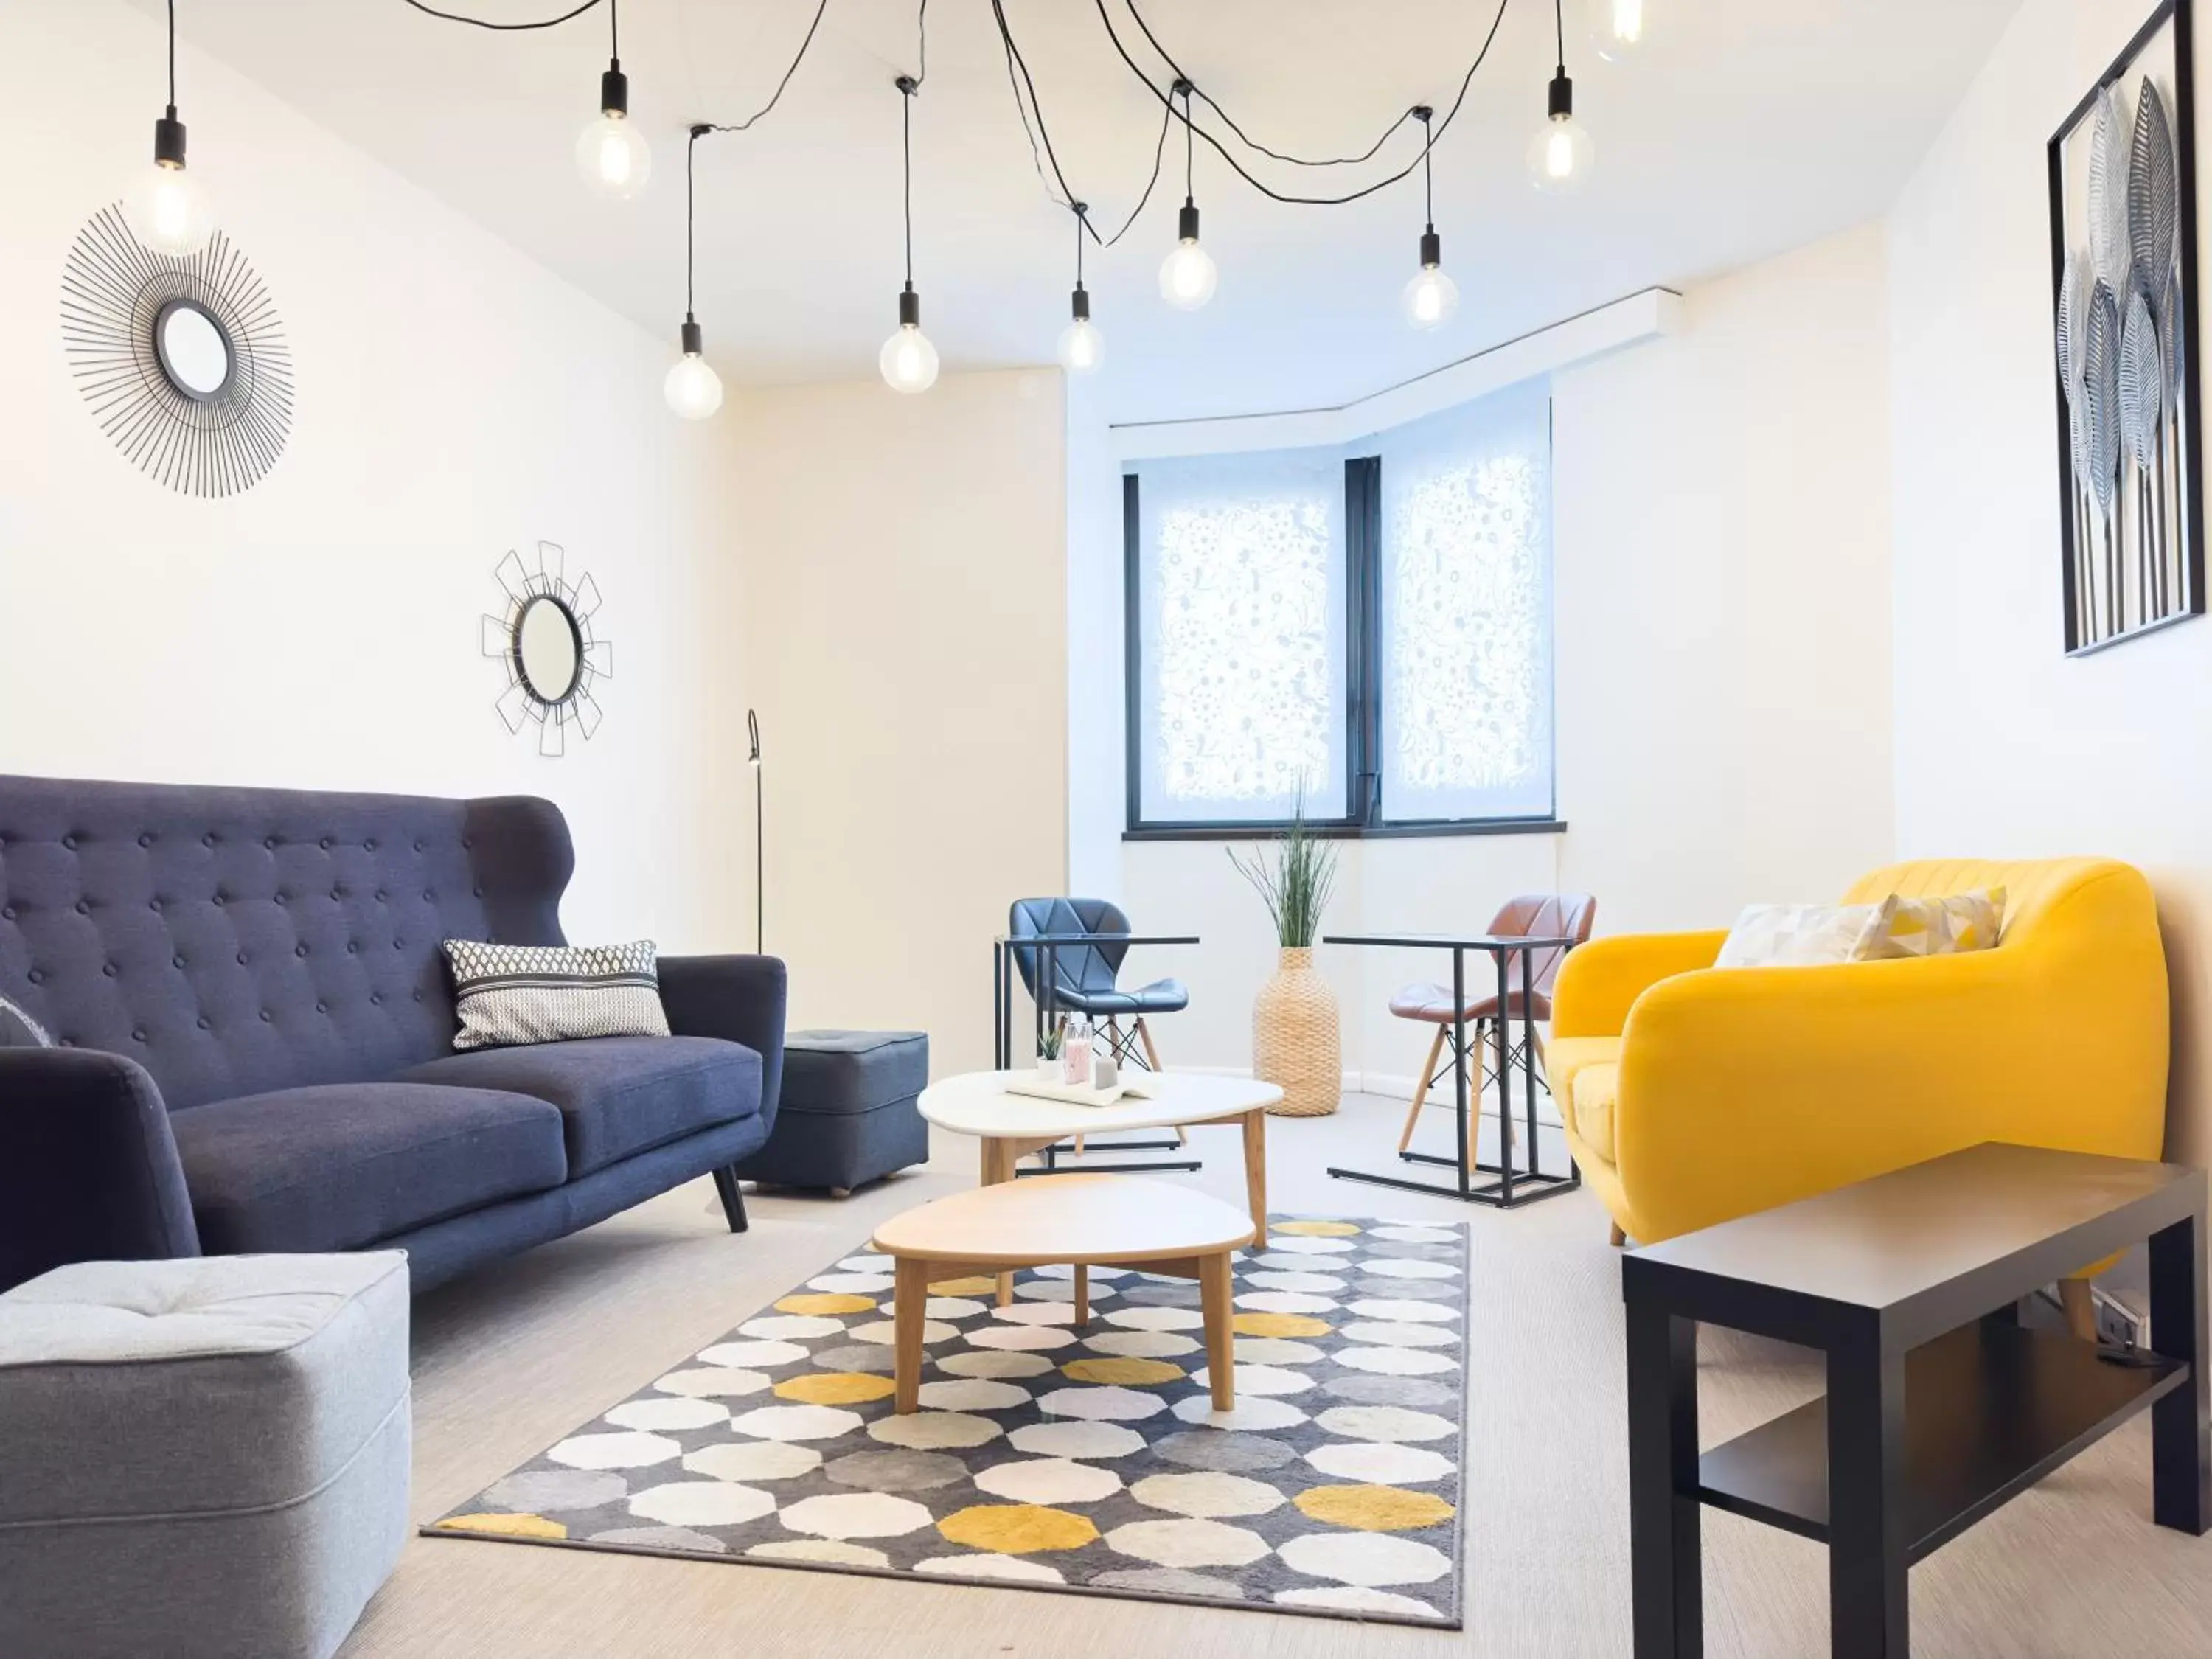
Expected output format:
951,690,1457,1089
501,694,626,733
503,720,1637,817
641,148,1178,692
1088,225,1898,1089
1889,0,2212,1166
0,0,750,951
732,370,1068,1077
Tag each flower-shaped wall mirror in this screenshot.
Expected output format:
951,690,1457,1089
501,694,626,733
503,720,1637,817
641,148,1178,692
481,542,613,757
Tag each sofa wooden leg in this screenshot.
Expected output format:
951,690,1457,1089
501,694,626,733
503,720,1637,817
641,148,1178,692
711,1166,750,1234
2059,1277,2097,1342
1609,1220,1627,1248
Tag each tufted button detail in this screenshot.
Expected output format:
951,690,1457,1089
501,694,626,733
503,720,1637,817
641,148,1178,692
319,837,332,851
473,886,484,899
102,963,117,978
138,834,153,849
394,938,406,950
463,837,474,850
294,943,308,959
260,1010,273,1023
412,990,422,1001
131,1028,146,1043
61,835,77,851
202,834,215,849
150,897,163,913
346,942,358,956
274,894,288,908
264,836,278,851
27,969,44,984
1,907,13,922
173,954,186,970
196,1016,211,1031
237,951,248,966
364,838,377,852
74,900,90,916
316,1001,328,1015
414,838,425,853
374,890,387,905
213,894,226,908
330,888,342,902
369,992,383,1006
423,889,434,902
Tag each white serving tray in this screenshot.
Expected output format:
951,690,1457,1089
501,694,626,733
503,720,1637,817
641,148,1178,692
1001,1074,1164,1110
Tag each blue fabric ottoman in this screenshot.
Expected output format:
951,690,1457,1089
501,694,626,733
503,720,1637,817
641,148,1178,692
731,1029,929,1195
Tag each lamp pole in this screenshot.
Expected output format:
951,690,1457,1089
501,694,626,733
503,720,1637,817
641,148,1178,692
747,709,763,954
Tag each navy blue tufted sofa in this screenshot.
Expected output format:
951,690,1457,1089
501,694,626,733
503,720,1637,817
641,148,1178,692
0,775,785,1294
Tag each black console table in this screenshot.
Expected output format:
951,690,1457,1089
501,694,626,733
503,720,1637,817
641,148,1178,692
1624,1142,2210,1658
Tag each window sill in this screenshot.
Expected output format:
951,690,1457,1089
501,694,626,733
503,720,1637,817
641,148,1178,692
1122,818,1567,843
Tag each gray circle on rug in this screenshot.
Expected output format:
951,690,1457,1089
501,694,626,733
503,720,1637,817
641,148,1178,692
1152,1430,1298,1473
1117,1282,1202,1307
824,1449,970,1492
481,1469,628,1512
1321,1373,1459,1408
810,1343,897,1374
588,1525,728,1554
1093,1566,1248,1600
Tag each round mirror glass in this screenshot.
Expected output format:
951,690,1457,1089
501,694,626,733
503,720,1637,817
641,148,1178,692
516,597,582,703
156,302,231,401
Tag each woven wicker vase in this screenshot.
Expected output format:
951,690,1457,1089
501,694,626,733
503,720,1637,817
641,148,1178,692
1253,946,1341,1117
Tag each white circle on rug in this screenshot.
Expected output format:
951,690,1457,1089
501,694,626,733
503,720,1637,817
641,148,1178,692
1333,1346,1458,1377
809,1273,896,1294
1102,1306,1206,1332
837,1253,894,1273
728,1404,866,1442
1105,1517,1272,1568
1085,1329,1201,1359
1191,1364,1313,1398
967,1324,1078,1352
699,1340,810,1368
605,1397,730,1432
1037,1385,1169,1422
1234,1291,1336,1315
1348,1298,1461,1324
627,1481,776,1528
548,1430,680,1470
1169,1396,1309,1431
1360,1259,1461,1280
1130,1472,1286,1518
653,1367,771,1399
1339,1321,1459,1349
1277,1531,1453,1587
990,1302,1081,1326
779,1492,935,1540
1033,1263,1132,1280
923,1297,990,1321
684,1441,824,1483
1247,1271,1346,1294
975,1458,1124,1505
1265,1235,1357,1255
1315,1405,1457,1444
1273,1585,1441,1618
868,1412,1003,1450
1008,1420,1147,1460
939,1349,1056,1379
1233,1338,1325,1366
750,1538,891,1569
1302,1441,1456,1485
1251,1253,1349,1274
914,1553,1066,1583
849,1318,956,1346
1368,1225,1461,1245
740,1315,846,1340
917,1378,1031,1412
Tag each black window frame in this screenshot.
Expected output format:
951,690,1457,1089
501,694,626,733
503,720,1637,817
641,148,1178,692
1122,451,1564,842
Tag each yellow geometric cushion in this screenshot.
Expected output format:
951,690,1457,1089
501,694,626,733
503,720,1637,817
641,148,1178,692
1862,886,2006,959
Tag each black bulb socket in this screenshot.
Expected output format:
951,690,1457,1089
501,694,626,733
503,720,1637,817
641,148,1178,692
154,106,187,169
1419,229,1441,270
601,63,630,119
898,286,921,330
681,316,703,357
1178,200,1201,244
1548,70,1574,122
1071,285,1091,323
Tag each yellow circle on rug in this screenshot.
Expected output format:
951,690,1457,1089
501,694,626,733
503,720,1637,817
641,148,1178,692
1273,1220,1362,1237
1293,1484,1456,1531
775,1372,898,1405
437,1512,567,1540
936,1503,1099,1554
929,1276,999,1295
1233,1312,1332,1338
775,1293,877,1316
1060,1356,1185,1385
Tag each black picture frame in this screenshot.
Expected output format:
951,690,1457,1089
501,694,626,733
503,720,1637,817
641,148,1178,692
2048,0,2207,655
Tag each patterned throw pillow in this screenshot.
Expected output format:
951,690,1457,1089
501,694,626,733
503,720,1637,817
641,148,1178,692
442,939,671,1051
1714,899,1898,970
1860,887,2006,959
0,995,52,1048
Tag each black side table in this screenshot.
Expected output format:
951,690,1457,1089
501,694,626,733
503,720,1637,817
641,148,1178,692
1624,1142,2211,1658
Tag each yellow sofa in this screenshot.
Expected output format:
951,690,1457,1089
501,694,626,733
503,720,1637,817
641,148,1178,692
1548,858,2169,1249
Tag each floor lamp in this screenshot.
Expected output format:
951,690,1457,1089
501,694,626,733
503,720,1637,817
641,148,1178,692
747,709,763,954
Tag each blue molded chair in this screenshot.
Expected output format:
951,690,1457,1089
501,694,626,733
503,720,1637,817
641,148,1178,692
1008,897,1189,1071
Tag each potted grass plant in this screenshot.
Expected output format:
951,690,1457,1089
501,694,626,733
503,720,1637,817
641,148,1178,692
1228,796,1341,1117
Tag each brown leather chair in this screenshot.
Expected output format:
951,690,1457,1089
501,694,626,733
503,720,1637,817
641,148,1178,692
1390,893,1597,1155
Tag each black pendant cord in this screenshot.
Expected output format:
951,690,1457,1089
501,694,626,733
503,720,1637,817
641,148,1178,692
1554,0,1567,72
167,0,178,108
899,77,917,291
1074,201,1087,288
1418,106,1435,231
992,0,1169,248
399,0,607,31
1181,79,1195,206
684,123,700,320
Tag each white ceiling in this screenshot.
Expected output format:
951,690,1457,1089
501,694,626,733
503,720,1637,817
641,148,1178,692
141,0,2020,422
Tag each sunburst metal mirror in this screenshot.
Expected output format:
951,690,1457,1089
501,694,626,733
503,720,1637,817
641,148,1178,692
60,206,292,498
482,543,613,757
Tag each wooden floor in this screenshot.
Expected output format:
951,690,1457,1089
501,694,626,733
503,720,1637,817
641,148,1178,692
344,1096,2212,1658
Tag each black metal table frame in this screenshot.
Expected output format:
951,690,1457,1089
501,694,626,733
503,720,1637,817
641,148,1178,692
991,931,1202,1175
1321,932,1579,1209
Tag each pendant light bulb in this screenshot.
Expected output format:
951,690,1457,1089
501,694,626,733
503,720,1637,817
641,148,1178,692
1591,0,1647,61
1159,202,1218,310
880,288,939,394
1059,295,1105,373
665,317,723,420
1529,72,1594,191
577,62,650,198
125,7,213,258
1402,243,1460,330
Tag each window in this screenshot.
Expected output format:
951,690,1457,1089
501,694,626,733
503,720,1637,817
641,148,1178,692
1124,377,1555,835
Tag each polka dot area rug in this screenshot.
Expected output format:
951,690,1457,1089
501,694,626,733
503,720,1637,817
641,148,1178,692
428,1216,1467,1628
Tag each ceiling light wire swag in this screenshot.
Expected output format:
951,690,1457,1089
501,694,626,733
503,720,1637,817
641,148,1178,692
880,72,939,393
125,0,215,257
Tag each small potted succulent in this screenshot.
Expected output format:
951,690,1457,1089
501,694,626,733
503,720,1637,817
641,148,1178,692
1036,1020,1064,1082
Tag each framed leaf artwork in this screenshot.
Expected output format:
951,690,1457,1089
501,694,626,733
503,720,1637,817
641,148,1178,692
2050,0,2205,654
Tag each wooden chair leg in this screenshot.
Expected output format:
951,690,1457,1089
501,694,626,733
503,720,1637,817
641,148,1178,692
1397,1026,1449,1156
1199,1251,1236,1411
2060,1277,2098,1342
1135,1017,1164,1071
1609,1220,1627,1248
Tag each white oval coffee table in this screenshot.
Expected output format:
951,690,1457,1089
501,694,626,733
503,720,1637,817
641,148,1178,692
920,1070,1281,1301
